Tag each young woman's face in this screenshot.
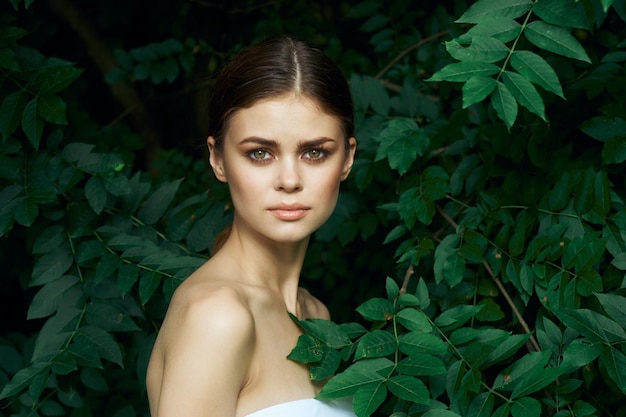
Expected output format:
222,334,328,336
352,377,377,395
208,94,356,244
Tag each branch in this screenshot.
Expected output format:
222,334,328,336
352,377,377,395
46,0,160,161
376,30,449,80
435,204,541,352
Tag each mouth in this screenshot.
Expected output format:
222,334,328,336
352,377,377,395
267,204,311,220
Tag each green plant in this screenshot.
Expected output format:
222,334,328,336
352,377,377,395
1,0,625,416
288,0,626,416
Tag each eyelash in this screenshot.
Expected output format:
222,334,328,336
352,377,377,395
245,148,329,164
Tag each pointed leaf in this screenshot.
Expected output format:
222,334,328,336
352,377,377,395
27,275,79,319
31,247,74,286
466,392,494,417
456,0,533,23
396,308,432,332
21,97,44,149
318,361,389,399
595,293,626,327
138,178,183,225
525,21,591,63
397,354,447,376
462,75,497,108
0,90,28,139
374,118,429,175
510,50,564,97
398,331,447,355
554,308,626,343
446,36,509,63
491,81,518,129
511,367,562,399
75,325,124,367
0,363,49,400
386,375,429,404
600,345,626,393
532,0,588,29
428,61,500,82
502,70,546,119
561,339,602,369
511,397,541,417
354,330,396,360
458,18,522,44
85,175,107,214
353,382,387,417
38,94,67,124
310,348,341,381
356,297,395,321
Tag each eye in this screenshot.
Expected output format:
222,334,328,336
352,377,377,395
248,149,271,161
304,149,326,160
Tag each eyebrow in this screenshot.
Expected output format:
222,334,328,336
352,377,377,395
238,137,336,148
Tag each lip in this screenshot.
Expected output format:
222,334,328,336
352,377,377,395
267,203,311,221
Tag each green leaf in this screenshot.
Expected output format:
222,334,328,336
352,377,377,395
85,175,107,214
37,94,67,124
138,178,183,225
579,116,626,142
354,330,396,360
310,348,341,380
502,71,546,120
386,375,429,404
434,305,483,329
356,297,395,321
422,410,462,417
75,325,124,367
456,0,533,23
0,363,49,400
511,367,562,399
462,75,497,108
396,308,432,332
466,392,494,417
428,62,500,82
139,271,160,306
561,339,602,369
485,333,530,366
524,21,591,63
364,75,390,116
511,397,541,417
600,345,626,393
86,301,141,332
0,90,28,139
595,293,626,326
288,333,324,363
554,308,626,343
397,354,447,376
491,81,518,130
27,275,79,319
21,98,44,149
458,18,522,44
318,359,390,399
293,317,351,348
398,331,447,355
602,137,626,164
31,247,74,286
374,118,429,175
532,0,588,29
353,382,387,417
510,50,564,98
434,234,460,285
446,37,509,63
36,65,84,95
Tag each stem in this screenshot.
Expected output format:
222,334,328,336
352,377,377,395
399,264,414,295
435,204,541,352
496,6,534,81
376,30,449,80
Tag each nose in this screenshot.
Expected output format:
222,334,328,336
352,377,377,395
274,158,302,192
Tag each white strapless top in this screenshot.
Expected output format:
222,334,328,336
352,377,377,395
244,398,356,417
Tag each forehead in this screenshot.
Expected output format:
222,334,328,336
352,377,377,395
225,95,344,140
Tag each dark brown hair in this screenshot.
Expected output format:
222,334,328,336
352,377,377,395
208,36,354,150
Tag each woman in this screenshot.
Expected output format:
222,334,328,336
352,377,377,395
146,36,357,417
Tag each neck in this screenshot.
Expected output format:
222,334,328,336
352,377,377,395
217,222,310,311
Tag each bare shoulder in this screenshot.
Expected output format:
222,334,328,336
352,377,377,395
298,287,331,320
163,277,255,346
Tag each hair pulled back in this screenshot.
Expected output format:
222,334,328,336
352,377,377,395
208,36,354,149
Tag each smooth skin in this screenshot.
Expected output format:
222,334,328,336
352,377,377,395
146,94,357,417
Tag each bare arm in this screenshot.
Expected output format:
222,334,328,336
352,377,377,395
151,287,255,417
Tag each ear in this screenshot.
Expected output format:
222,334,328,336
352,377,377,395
340,137,357,181
207,136,228,183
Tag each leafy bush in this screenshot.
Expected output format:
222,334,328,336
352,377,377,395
1,0,625,417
